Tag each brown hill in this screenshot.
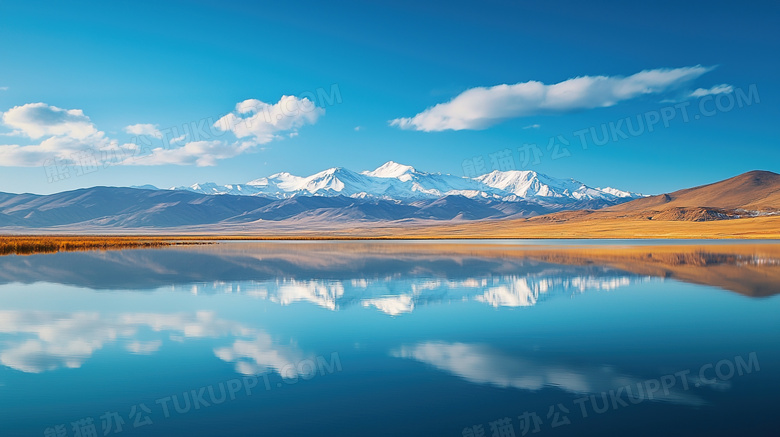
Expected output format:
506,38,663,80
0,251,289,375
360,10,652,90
606,170,780,213
521,170,780,223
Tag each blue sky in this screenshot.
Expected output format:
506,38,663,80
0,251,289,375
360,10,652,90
0,0,777,195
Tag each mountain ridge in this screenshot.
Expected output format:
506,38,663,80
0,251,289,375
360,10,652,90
604,170,780,213
526,170,780,223
0,169,776,232
167,161,644,203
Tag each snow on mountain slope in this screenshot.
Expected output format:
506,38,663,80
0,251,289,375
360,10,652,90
475,170,577,197
248,172,304,190
474,170,643,201
361,161,416,180
296,167,375,195
597,187,642,198
175,161,643,203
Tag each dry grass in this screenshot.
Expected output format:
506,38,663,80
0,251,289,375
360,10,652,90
343,215,780,240
0,236,189,256
171,215,780,240
2,215,779,248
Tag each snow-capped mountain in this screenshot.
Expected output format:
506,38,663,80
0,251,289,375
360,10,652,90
474,170,637,200
0,162,645,230
171,161,643,203
361,161,416,180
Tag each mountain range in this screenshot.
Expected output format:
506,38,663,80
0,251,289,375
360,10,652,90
167,161,642,202
0,162,645,230
0,164,777,233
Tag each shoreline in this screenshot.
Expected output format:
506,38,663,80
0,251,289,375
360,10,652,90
1,215,779,255
1,234,779,257
2,215,779,241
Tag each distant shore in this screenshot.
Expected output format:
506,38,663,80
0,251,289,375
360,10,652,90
1,215,779,256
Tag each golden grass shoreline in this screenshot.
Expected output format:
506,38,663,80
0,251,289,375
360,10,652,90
0,236,205,256
1,215,778,256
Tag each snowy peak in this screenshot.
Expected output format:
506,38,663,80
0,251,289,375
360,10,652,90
596,187,644,198
476,170,542,196
175,161,643,204
247,172,301,188
475,170,582,198
475,170,643,201
187,182,223,194
299,167,362,194
362,161,416,180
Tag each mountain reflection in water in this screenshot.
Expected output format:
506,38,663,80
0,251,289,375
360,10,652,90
0,241,778,437
0,241,777,302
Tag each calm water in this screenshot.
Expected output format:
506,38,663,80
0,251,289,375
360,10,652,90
0,241,778,436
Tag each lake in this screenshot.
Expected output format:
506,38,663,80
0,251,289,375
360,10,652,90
0,240,778,436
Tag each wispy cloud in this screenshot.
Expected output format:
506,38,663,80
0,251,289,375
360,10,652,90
125,140,258,167
689,84,734,98
390,65,715,131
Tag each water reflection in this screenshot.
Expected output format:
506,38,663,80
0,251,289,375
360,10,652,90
0,242,775,374
0,241,778,436
168,274,645,314
392,342,710,406
0,310,304,375
1,241,778,297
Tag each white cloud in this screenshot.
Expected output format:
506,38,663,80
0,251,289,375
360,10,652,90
2,102,99,139
124,123,162,138
0,102,127,167
689,84,734,98
126,140,256,167
391,65,715,131
0,133,125,167
0,143,54,167
0,95,323,167
214,96,324,144
354,126,361,131
0,87,8,91
522,124,540,129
